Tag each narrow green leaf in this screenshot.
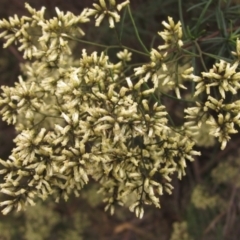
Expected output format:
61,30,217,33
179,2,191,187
187,2,206,12
192,0,213,34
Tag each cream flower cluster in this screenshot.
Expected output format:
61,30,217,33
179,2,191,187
158,16,183,50
0,48,199,217
134,18,192,99
185,57,240,150
0,3,89,60
0,1,201,218
87,0,130,28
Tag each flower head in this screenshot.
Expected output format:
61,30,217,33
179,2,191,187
87,0,129,28
158,16,183,50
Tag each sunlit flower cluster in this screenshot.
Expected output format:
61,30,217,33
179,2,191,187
134,18,192,99
0,48,199,217
158,16,183,50
116,48,132,62
193,60,240,98
2,0,240,220
0,1,202,218
87,0,129,28
185,57,240,149
134,48,167,84
0,3,89,60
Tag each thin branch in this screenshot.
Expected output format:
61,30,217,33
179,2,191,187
127,5,150,54
64,34,149,56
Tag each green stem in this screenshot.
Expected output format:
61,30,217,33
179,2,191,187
64,34,149,56
178,0,187,38
119,7,127,42
127,5,150,54
201,51,232,62
194,40,208,71
114,26,122,46
191,46,197,97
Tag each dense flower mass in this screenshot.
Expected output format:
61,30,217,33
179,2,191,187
184,59,240,150
193,60,240,98
0,0,240,220
0,44,199,216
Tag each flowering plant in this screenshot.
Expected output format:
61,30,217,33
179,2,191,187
0,0,240,221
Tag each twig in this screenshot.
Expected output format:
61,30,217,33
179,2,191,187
223,186,238,236
204,186,238,235
204,210,226,235
9,45,24,63
192,157,201,183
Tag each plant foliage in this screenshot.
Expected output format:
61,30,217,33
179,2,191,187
0,3,239,235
